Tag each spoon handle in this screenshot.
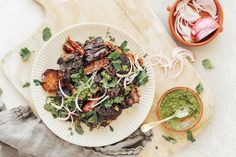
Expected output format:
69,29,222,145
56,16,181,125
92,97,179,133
140,116,174,132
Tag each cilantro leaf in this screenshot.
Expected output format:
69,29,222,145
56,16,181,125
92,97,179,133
75,121,84,135
202,59,214,69
162,135,177,144
22,82,30,88
135,70,149,86
114,96,124,103
102,100,113,108
20,48,31,61
187,130,196,142
196,83,204,94
112,60,122,71
33,79,42,86
42,27,52,41
120,40,129,52
107,52,121,60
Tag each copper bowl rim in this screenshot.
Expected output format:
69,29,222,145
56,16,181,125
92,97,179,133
156,87,203,132
168,0,224,47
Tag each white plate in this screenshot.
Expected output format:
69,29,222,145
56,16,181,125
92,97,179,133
31,23,155,147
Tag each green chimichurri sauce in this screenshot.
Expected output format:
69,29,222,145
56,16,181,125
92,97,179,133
160,89,200,130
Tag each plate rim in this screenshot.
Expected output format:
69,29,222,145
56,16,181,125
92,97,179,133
31,22,156,147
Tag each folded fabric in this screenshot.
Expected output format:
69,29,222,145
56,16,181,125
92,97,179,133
0,102,153,157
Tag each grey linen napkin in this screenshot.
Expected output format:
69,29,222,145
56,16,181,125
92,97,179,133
0,102,153,157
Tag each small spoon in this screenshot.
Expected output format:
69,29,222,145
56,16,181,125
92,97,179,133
141,107,189,133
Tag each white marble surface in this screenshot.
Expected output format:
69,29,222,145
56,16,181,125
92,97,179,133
0,0,235,156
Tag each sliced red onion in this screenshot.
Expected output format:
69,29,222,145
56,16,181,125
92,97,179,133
196,0,217,17
171,57,184,78
191,17,219,42
180,5,201,23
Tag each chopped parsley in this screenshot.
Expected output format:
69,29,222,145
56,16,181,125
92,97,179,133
20,48,31,61
162,135,177,144
187,130,196,142
103,100,113,108
112,60,122,71
114,96,124,103
120,40,129,52
42,27,52,41
108,35,115,42
22,82,30,88
33,79,42,86
202,59,214,69
196,83,204,94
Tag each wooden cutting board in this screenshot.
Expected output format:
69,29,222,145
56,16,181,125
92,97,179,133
0,0,214,156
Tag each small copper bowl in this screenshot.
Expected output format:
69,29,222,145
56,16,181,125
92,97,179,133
157,87,203,132
168,0,224,47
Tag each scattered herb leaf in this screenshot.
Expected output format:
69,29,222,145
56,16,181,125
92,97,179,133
42,27,52,41
0,88,3,96
135,70,149,86
202,59,214,69
102,100,113,108
196,83,204,94
120,40,129,52
155,146,158,150
108,35,115,42
75,122,84,135
22,82,30,88
187,130,196,142
107,52,121,60
162,135,177,144
33,79,42,86
20,48,31,61
109,125,114,132
112,60,122,71
114,96,124,103
88,36,94,40
143,53,148,58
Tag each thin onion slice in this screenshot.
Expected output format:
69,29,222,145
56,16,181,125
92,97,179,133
91,96,109,108
88,91,107,101
171,57,184,78
51,97,64,110
59,80,69,98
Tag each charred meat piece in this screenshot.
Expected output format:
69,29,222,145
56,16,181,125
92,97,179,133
107,88,120,99
41,69,59,93
63,37,85,56
84,58,109,75
125,87,140,106
82,99,99,113
96,105,122,121
84,37,110,63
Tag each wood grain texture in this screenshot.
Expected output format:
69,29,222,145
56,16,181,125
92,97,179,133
0,0,214,156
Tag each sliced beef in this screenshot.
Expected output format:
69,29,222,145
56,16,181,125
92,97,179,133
84,37,110,63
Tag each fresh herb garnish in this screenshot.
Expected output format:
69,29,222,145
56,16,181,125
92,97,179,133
187,130,196,142
162,135,177,144
0,88,3,96
135,70,149,86
109,125,114,132
112,60,122,71
114,96,124,103
143,53,148,58
107,52,121,60
202,59,214,69
88,36,95,40
108,35,115,42
33,79,42,86
155,146,158,150
75,121,84,135
22,82,30,88
20,48,31,61
87,110,98,124
42,27,52,41
120,40,129,52
103,100,113,108
196,83,204,94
